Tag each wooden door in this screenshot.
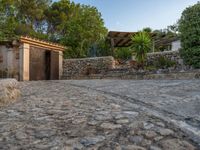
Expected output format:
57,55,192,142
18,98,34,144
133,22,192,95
50,51,59,80
29,47,46,81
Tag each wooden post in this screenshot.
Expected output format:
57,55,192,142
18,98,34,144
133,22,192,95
152,40,155,53
111,38,115,55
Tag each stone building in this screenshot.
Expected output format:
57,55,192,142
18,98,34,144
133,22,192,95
0,36,65,81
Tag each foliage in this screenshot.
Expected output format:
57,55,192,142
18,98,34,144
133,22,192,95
95,39,113,57
142,27,152,33
0,0,108,58
0,0,51,39
153,56,176,69
45,0,107,58
178,2,200,68
167,23,179,34
114,47,132,60
131,32,152,67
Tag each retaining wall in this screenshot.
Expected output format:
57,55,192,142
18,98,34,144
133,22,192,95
63,56,115,78
147,50,183,67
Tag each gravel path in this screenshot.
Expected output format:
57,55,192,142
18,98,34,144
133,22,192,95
0,80,199,150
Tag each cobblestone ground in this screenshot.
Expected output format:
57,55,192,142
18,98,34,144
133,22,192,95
0,80,199,150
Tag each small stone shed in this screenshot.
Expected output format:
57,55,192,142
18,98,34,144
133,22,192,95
0,36,65,81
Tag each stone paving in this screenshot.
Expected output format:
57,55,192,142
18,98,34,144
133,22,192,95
0,80,199,150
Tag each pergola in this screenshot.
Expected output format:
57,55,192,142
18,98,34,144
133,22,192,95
107,31,179,52
107,31,137,48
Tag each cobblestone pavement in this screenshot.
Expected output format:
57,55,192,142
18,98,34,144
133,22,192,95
0,80,199,150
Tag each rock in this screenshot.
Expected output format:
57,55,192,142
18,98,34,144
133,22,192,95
62,146,73,150
101,142,122,150
114,114,126,119
116,119,129,124
94,111,112,121
144,131,157,139
64,139,84,150
130,130,135,135
155,122,165,127
100,123,122,130
149,146,162,150
80,136,105,147
111,103,121,111
160,139,195,150
34,144,52,149
15,131,27,140
88,120,99,126
72,117,87,124
122,145,146,150
141,139,152,147
35,130,56,139
143,122,154,130
0,79,20,106
128,136,144,145
123,111,139,118
129,122,144,129
154,136,163,142
158,128,174,136
95,114,112,121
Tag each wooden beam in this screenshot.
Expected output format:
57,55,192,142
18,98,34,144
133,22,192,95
118,39,132,47
20,36,66,51
115,39,124,46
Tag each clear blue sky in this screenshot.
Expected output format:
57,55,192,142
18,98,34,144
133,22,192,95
56,0,199,31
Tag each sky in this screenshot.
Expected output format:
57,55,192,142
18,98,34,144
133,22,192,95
57,0,199,32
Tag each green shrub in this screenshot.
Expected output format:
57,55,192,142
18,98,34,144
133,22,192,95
114,47,132,60
178,2,200,68
153,56,176,69
180,46,200,68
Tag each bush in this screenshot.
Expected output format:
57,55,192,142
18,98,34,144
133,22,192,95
178,2,200,68
114,47,132,60
153,56,176,69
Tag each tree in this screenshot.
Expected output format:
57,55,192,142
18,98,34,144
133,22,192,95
143,27,152,33
95,39,113,57
167,23,179,34
0,0,108,58
0,0,51,40
178,2,200,68
131,32,152,67
45,0,71,40
49,2,108,58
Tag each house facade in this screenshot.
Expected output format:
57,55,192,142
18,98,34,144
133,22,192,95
0,37,65,81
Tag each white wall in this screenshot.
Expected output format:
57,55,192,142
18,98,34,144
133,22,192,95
171,40,181,51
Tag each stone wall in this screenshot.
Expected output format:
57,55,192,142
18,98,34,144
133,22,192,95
0,79,20,107
147,50,183,67
62,69,200,80
0,45,20,79
63,56,115,78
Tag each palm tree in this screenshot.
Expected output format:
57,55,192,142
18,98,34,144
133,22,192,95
131,31,152,68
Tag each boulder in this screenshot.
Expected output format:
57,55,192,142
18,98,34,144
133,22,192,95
0,79,20,106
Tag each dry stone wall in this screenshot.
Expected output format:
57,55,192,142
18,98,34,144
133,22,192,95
147,50,183,67
63,56,115,78
62,51,194,80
